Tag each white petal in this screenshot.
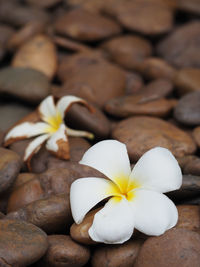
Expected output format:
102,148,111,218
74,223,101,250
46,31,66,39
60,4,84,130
56,95,93,119
89,197,135,244
130,147,182,193
46,124,69,160
38,95,57,122
4,122,49,146
130,189,178,236
24,134,50,162
79,140,131,190
70,177,119,224
66,126,94,139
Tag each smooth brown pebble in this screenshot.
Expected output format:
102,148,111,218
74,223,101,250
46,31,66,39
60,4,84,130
183,157,200,176
177,0,200,15
39,235,90,267
176,205,200,233
26,0,62,8
125,71,144,95
0,219,48,266
12,34,57,79
135,228,200,267
92,239,143,267
193,126,200,148
0,148,21,194
112,116,196,161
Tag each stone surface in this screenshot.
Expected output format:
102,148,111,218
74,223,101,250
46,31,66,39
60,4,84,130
125,71,144,95
177,0,200,15
183,157,200,176
176,205,200,233
6,193,72,233
175,68,200,95
12,34,57,79
0,219,48,266
112,116,196,161
0,148,21,194
0,103,33,131
68,137,91,162
66,104,111,139
0,67,50,103
110,0,173,35
135,228,200,267
174,92,200,126
39,235,90,267
92,239,143,267
193,126,200,148
0,24,14,47
55,8,121,41
101,35,152,70
26,0,62,8
157,21,200,68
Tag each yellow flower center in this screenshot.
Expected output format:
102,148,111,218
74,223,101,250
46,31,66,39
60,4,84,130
45,111,62,133
107,174,140,202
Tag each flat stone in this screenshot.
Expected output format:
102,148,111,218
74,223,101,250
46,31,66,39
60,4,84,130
12,34,57,79
66,0,105,13
125,71,144,95
92,239,143,267
68,137,91,162
177,0,200,15
0,24,14,47
66,104,111,139
193,127,200,148
0,219,48,266
101,35,152,70
0,67,50,103
112,116,196,162
26,0,62,8
135,229,200,267
175,68,200,95
0,131,4,146
0,148,21,194
6,193,72,233
176,205,200,233
157,21,200,68
174,92,200,126
183,157,200,176
54,8,121,41
0,103,33,131
111,0,173,35
39,235,90,267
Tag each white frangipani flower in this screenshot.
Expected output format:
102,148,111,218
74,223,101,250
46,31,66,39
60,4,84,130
70,140,182,244
4,95,94,168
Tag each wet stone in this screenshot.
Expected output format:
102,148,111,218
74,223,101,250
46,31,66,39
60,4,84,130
157,21,200,68
111,0,173,35
39,235,90,267
0,219,48,266
135,228,200,267
0,67,50,103
101,35,152,70
175,68,200,95
54,8,121,42
92,239,143,267
174,92,200,126
112,116,196,162
6,193,72,234
12,34,57,79
176,205,200,233
0,148,21,194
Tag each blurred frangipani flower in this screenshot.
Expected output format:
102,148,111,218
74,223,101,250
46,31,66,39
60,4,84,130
4,95,94,168
70,140,182,244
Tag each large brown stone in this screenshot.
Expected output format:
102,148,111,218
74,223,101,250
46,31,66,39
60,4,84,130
39,235,90,267
26,0,62,8
0,219,48,266
135,229,200,267
157,21,200,68
0,148,21,194
112,116,196,162
54,8,121,41
177,0,200,15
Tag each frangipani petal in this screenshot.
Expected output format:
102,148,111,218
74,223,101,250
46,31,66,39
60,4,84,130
24,133,50,169
66,126,94,139
130,189,178,236
4,122,49,146
38,95,58,125
89,197,135,244
56,95,94,119
46,124,69,160
129,147,182,193
79,140,131,191
70,177,119,224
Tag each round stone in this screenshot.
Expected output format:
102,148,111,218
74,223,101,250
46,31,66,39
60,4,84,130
112,116,196,161
54,8,121,41
0,219,48,266
0,67,50,103
174,92,200,126
135,228,200,267
0,148,21,194
26,0,62,8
